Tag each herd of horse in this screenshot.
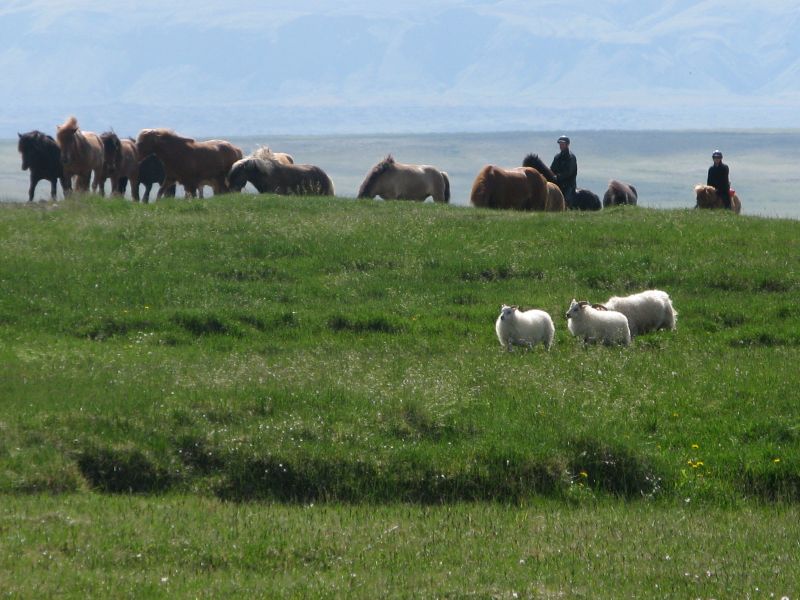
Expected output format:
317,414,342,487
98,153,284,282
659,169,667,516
16,117,741,214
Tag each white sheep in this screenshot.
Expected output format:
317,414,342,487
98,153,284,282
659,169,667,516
566,299,631,346
603,289,677,336
495,304,555,351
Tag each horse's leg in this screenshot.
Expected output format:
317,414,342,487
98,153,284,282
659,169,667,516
130,176,140,202
156,178,175,200
49,178,58,201
28,175,37,202
142,183,151,204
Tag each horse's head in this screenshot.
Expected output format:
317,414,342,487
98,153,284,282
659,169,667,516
694,184,714,209
227,159,250,192
357,155,394,198
101,132,122,174
17,133,30,170
56,117,80,165
522,153,556,182
135,129,164,162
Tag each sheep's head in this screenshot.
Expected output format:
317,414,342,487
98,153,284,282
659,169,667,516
499,304,518,321
566,299,590,319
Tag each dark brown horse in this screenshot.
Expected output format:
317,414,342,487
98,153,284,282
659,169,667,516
470,165,548,210
17,130,65,201
227,157,335,196
55,116,105,195
135,128,243,199
99,132,141,200
522,153,564,211
603,180,638,207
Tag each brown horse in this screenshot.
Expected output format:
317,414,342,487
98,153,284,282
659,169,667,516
99,132,141,200
135,129,243,199
358,155,450,203
694,184,741,214
470,165,548,210
55,116,105,195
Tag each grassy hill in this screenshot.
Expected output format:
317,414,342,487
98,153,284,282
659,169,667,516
1,195,799,595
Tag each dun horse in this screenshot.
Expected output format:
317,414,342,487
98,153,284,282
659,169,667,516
55,116,104,195
470,165,548,210
694,184,741,214
135,129,242,199
17,130,65,201
227,157,334,196
357,155,450,203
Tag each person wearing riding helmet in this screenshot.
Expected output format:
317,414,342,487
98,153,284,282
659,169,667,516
707,150,731,209
550,135,577,206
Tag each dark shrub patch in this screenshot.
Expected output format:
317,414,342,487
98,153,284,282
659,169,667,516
175,434,226,474
217,452,563,503
327,314,402,334
172,312,235,336
568,437,663,498
461,266,544,282
76,445,174,493
75,316,155,341
738,464,800,502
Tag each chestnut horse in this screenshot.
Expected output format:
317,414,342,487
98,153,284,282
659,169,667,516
17,130,65,201
99,132,141,200
694,184,741,214
358,155,450,203
55,116,104,195
470,165,548,210
135,128,242,199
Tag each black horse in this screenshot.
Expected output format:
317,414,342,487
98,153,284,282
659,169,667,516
118,154,175,202
17,130,66,201
522,153,601,210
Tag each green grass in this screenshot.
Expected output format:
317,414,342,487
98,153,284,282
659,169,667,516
1,195,799,595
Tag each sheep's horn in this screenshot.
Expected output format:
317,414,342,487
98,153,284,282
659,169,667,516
591,303,608,310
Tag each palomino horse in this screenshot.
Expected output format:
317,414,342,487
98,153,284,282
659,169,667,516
227,157,334,196
99,132,141,200
603,180,638,207
694,184,741,214
17,130,65,201
55,116,105,194
357,155,450,203
520,153,564,211
135,129,242,199
522,153,601,211
470,165,547,210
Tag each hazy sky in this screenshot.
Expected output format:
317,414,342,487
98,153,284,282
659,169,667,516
1,1,799,135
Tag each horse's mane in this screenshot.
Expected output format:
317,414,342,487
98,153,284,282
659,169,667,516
522,153,556,182
58,116,79,131
19,130,56,151
358,154,396,197
251,146,275,160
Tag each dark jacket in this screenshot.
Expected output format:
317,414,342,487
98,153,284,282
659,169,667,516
707,162,730,201
550,150,577,195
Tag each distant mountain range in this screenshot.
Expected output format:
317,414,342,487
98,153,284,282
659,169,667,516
1,1,798,136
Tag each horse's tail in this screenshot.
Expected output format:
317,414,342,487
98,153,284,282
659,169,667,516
442,171,450,203
470,166,493,208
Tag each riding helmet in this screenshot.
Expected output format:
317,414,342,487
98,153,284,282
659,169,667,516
712,150,722,158
557,135,570,144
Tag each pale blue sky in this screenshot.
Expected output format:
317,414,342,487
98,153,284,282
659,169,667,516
1,1,799,136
